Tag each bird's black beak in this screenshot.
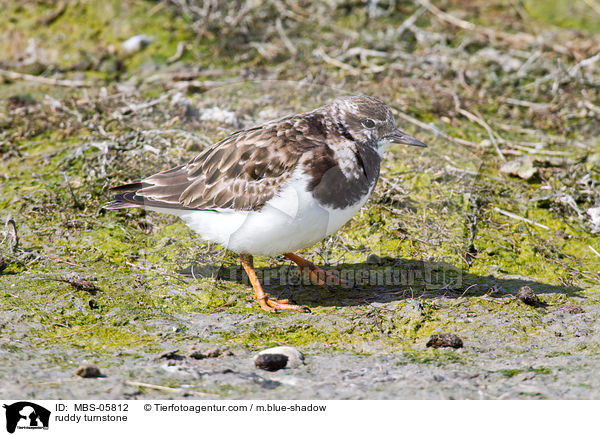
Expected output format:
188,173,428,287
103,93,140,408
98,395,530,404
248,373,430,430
385,129,427,147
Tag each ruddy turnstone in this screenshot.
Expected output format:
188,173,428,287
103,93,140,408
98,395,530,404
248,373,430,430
105,95,426,312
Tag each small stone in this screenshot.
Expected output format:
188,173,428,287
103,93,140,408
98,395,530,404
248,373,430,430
187,345,222,360
426,333,463,349
366,253,382,264
121,34,153,54
517,286,541,306
255,354,288,371
586,207,600,233
254,346,304,371
158,349,182,360
75,363,103,378
500,156,537,180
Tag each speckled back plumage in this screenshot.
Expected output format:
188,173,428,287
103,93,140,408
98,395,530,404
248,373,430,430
106,95,401,212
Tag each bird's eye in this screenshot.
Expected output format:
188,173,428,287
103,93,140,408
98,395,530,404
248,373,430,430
362,119,376,129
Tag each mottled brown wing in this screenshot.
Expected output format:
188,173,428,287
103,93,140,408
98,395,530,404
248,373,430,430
108,114,326,211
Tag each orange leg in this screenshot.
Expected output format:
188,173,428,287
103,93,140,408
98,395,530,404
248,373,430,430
284,252,352,289
240,254,310,313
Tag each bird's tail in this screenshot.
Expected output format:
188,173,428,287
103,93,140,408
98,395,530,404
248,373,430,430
103,182,149,209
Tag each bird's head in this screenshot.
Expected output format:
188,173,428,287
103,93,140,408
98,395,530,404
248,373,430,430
330,95,427,152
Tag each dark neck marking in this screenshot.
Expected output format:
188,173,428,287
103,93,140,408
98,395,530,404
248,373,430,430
354,148,369,180
305,143,381,209
337,122,355,142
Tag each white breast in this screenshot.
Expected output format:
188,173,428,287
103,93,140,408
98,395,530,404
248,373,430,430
149,167,374,256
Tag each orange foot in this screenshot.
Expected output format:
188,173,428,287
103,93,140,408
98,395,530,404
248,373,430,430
284,252,353,289
240,254,310,313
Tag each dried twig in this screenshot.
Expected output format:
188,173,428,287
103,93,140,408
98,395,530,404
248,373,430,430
339,47,389,63
568,52,600,77
584,100,600,114
393,109,481,148
44,95,83,122
416,0,476,31
1,218,19,253
396,6,427,37
126,380,209,396
454,96,506,161
115,94,170,116
63,172,82,210
416,0,570,55
167,42,186,64
494,207,550,230
583,0,600,16
502,97,553,111
525,52,600,89
0,69,91,88
37,1,67,26
314,48,362,74
276,18,297,56
126,381,181,393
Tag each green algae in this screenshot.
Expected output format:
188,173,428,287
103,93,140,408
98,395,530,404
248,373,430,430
523,0,600,32
0,0,598,399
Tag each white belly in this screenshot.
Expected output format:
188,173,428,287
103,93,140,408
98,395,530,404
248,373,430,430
149,168,373,256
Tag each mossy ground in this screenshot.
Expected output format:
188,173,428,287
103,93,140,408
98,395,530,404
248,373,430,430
0,0,599,399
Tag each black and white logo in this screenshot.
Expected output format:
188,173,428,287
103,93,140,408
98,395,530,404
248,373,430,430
3,402,50,434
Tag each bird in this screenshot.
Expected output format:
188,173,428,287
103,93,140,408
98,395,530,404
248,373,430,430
105,95,427,313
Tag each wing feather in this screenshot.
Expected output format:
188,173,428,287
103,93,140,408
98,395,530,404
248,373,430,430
105,114,328,211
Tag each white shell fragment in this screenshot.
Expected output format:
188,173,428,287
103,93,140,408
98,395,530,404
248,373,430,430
199,107,239,125
587,207,600,233
121,34,154,54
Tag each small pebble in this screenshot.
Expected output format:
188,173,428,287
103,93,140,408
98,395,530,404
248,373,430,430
366,254,382,264
121,34,153,54
158,349,182,360
426,333,463,349
500,156,537,180
75,363,103,378
254,346,304,371
187,345,222,360
586,206,600,232
255,354,288,371
517,286,541,306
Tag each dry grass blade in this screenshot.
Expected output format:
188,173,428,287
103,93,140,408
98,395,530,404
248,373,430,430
416,0,571,55
454,102,506,161
583,0,600,16
0,69,92,88
494,207,550,230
